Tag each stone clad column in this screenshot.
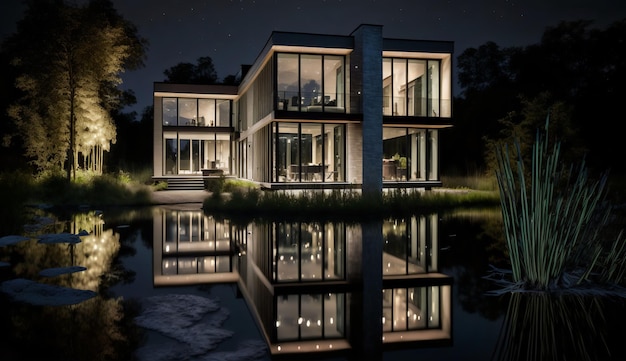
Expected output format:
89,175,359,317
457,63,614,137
351,24,383,197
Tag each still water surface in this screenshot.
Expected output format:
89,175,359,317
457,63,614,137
1,205,625,360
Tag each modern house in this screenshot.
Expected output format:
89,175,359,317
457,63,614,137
153,24,453,193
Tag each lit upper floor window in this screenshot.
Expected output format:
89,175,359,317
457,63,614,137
383,58,441,117
276,53,346,113
162,97,230,127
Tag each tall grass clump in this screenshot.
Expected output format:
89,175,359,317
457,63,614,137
493,116,626,293
31,171,152,207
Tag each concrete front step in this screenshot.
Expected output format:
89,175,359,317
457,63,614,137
166,178,205,191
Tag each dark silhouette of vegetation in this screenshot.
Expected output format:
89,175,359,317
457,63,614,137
107,105,153,175
163,55,240,85
445,18,626,178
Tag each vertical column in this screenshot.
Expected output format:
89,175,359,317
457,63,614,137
153,96,163,177
351,24,383,197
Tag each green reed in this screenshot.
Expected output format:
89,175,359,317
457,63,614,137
495,117,625,290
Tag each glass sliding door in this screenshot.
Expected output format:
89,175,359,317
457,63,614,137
382,127,408,181
428,129,438,180
192,140,200,172
165,138,177,175
179,139,191,173
164,134,231,175
274,122,345,183
276,123,300,181
409,129,426,181
332,124,345,182
301,123,322,181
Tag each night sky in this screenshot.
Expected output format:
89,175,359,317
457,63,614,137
2,0,626,115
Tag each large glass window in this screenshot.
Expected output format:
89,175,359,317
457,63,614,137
198,99,215,126
178,99,197,126
217,100,230,126
276,53,345,113
408,60,426,116
428,60,440,117
383,127,438,181
162,97,230,127
383,58,440,118
301,55,322,109
382,128,409,181
277,53,299,111
393,58,406,116
324,56,344,110
162,134,231,175
274,122,345,183
163,98,177,125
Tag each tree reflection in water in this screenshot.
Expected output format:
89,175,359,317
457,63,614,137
0,210,141,360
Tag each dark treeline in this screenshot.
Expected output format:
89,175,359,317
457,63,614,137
444,19,626,178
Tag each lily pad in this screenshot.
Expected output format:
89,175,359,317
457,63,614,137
37,233,82,244
0,235,30,247
1,278,97,306
39,266,87,277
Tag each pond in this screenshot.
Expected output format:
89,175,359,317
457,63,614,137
1,204,625,361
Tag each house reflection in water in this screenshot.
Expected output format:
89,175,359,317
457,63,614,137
152,208,452,358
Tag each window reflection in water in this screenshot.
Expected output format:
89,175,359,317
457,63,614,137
161,210,232,274
274,222,345,282
154,209,451,355
276,293,345,342
382,215,438,275
382,286,441,333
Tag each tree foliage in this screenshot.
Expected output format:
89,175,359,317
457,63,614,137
2,0,147,178
162,56,240,85
163,56,218,84
447,18,626,177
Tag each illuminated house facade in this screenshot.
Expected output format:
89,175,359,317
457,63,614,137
153,24,453,192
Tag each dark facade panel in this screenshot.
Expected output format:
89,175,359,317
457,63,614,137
154,82,239,95
270,31,354,50
383,38,454,54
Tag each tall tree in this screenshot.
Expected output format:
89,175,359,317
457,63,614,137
3,0,147,179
